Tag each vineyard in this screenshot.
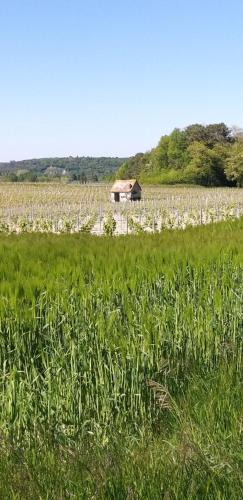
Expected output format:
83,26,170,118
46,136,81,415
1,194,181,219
1,183,243,234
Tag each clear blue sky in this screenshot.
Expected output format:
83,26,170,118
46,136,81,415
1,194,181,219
1,0,243,161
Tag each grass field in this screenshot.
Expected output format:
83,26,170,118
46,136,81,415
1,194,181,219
0,219,242,498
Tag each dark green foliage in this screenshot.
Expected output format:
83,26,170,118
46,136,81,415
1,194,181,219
115,152,149,179
185,123,208,144
185,142,226,186
0,220,242,496
185,122,233,148
17,171,38,182
116,123,235,186
225,136,243,186
0,156,127,182
6,172,18,182
167,128,189,169
80,170,87,184
150,135,170,171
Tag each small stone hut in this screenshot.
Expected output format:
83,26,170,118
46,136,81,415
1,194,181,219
110,179,142,202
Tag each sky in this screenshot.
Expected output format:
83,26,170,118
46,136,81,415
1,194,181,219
1,0,243,161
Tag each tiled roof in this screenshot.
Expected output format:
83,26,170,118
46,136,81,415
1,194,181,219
110,179,141,193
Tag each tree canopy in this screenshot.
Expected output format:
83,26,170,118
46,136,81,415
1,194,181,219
225,137,243,187
116,123,239,186
0,157,127,183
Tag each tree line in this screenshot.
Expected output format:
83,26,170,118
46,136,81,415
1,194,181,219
0,156,127,183
116,123,243,186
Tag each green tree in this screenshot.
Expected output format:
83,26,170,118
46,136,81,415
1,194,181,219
205,123,233,148
112,123,238,186
225,138,243,186
167,129,188,169
211,143,231,185
116,153,148,179
70,173,78,181
18,172,38,182
80,171,87,184
185,124,207,145
185,142,219,186
150,135,169,171
185,123,232,148
7,172,18,182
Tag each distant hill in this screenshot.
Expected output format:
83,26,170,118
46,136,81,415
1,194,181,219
0,156,128,182
116,123,243,187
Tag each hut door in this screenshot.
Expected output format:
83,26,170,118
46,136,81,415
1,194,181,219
114,193,120,202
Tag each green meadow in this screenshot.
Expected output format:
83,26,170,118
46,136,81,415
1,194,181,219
0,220,242,498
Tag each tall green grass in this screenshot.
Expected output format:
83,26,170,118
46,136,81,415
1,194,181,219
0,219,242,497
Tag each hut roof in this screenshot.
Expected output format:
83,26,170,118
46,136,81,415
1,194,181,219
110,179,141,193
